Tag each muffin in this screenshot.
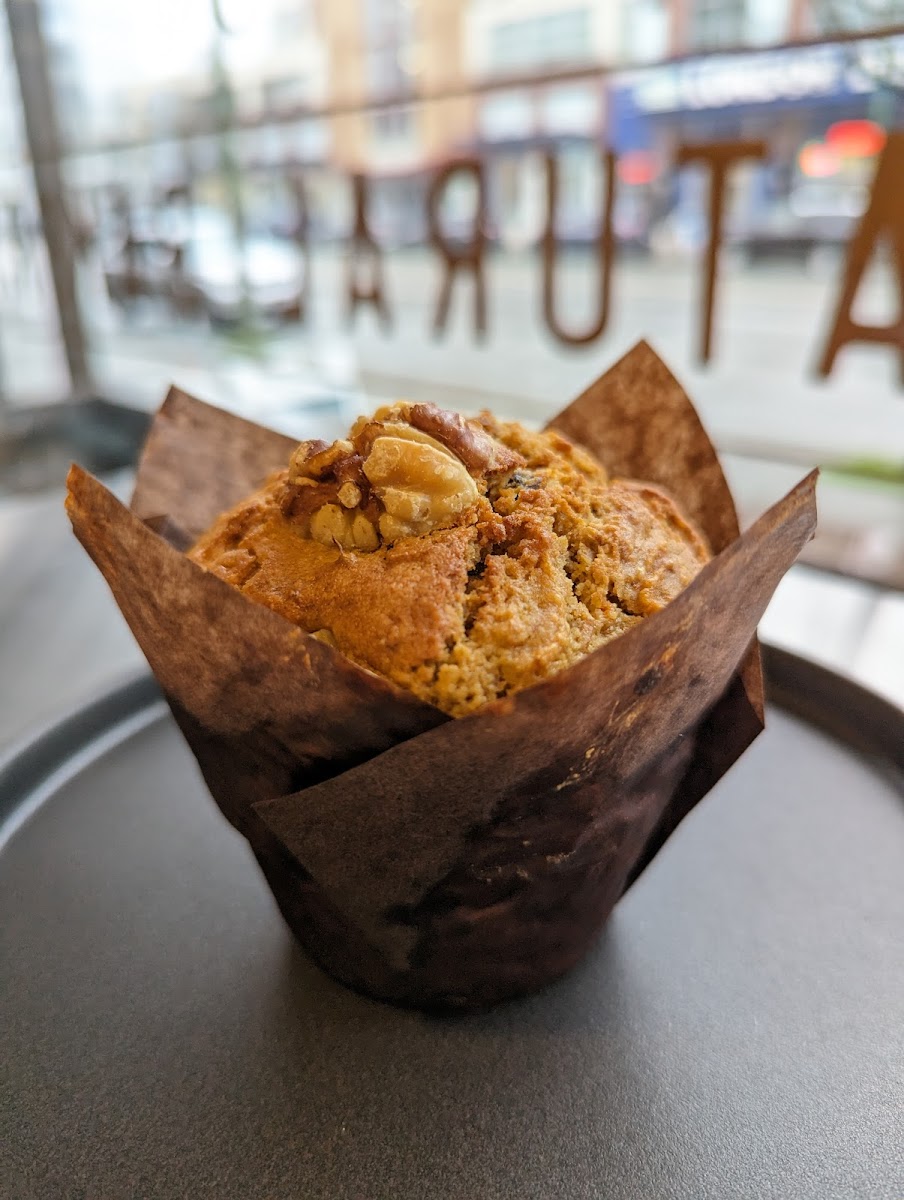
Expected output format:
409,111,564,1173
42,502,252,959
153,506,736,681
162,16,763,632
189,402,709,717
66,343,817,1009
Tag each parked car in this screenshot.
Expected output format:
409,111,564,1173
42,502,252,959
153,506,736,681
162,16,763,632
104,206,305,324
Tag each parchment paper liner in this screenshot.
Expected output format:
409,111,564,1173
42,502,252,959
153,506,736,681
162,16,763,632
66,342,817,1009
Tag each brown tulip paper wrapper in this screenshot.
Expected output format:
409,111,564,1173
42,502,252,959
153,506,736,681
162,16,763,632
66,342,817,1010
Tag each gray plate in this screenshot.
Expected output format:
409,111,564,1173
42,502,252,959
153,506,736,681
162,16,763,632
2,647,903,1200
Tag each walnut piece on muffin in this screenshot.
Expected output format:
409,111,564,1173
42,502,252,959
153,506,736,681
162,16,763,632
188,401,710,717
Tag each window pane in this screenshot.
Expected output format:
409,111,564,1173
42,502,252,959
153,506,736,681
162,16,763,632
1,0,903,618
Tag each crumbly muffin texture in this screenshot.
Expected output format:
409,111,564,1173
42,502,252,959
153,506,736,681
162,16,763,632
188,402,710,717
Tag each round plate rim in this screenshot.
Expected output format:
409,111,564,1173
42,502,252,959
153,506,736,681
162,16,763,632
1,644,901,852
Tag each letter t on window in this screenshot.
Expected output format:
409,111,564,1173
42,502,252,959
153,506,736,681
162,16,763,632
676,140,767,365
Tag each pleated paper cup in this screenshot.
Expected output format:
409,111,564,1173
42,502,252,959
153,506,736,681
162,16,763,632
66,342,817,1009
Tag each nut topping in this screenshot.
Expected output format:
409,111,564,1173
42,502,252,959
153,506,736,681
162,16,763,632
309,503,379,552
290,439,354,482
337,481,362,509
285,401,521,550
363,435,478,539
408,404,522,476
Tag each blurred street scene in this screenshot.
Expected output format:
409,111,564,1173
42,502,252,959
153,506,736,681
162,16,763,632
1,0,903,737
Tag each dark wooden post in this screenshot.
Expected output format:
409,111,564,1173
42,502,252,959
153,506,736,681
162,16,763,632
4,0,92,396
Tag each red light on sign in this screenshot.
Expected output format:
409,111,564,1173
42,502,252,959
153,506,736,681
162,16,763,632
798,140,840,178
825,120,886,159
617,150,656,186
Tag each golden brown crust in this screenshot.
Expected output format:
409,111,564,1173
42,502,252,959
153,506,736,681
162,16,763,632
189,410,710,717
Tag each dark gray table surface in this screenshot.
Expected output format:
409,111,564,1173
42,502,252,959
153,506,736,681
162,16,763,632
0,478,143,755
1,673,903,1200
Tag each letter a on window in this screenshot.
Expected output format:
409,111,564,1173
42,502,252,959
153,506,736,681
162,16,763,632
817,131,904,382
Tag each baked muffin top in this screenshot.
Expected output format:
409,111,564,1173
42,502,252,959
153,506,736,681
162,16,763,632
188,402,710,717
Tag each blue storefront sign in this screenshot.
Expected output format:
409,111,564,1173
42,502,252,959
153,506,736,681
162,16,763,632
608,38,900,152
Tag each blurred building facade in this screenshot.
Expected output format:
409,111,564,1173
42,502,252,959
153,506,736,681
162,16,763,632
1,0,904,601
316,0,475,239
608,0,900,256
320,0,472,169
0,0,901,281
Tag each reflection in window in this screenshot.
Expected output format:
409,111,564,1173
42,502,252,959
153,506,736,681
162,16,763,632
371,104,414,141
689,0,747,51
479,90,534,142
489,8,592,72
363,0,414,97
812,0,904,33
622,0,670,65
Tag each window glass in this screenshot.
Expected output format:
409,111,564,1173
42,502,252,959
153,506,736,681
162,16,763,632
1,0,903,592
